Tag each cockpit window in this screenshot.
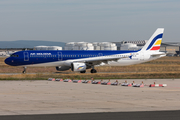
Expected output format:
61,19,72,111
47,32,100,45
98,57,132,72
10,54,19,57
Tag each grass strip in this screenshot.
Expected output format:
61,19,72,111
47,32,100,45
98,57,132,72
0,72,180,80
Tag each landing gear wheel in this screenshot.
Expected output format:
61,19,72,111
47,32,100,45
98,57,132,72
80,70,86,73
90,69,97,73
22,66,27,74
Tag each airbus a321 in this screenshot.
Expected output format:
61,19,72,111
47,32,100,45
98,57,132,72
5,28,166,73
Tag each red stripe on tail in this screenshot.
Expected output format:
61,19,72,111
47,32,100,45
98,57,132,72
150,46,160,50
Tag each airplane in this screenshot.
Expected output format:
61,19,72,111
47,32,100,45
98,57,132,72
5,28,166,74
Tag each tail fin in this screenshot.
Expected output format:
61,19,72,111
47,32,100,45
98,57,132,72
141,28,164,51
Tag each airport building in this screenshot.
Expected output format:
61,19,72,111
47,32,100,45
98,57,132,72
1,41,180,57
34,46,62,50
113,40,147,50
160,42,180,56
64,42,117,50
114,41,180,56
62,41,180,56
64,42,94,50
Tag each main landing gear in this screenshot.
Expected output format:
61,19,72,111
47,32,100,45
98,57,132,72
79,66,97,73
22,66,27,74
90,69,97,73
80,70,86,73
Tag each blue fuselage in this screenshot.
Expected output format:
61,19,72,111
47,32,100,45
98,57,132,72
5,50,138,66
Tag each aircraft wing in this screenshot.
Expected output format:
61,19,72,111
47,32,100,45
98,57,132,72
75,56,129,66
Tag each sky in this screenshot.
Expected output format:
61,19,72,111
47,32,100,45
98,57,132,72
0,0,180,43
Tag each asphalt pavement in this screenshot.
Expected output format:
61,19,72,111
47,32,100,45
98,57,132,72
0,110,180,120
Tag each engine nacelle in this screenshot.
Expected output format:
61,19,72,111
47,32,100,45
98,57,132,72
71,63,86,72
56,66,71,71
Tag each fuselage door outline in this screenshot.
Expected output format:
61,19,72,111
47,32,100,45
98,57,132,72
58,52,62,61
24,52,29,61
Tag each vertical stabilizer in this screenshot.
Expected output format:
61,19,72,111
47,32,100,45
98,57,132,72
141,28,164,51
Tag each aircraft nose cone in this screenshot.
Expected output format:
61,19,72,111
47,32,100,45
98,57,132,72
4,58,12,65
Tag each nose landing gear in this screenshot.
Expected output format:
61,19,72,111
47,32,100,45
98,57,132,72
22,66,27,74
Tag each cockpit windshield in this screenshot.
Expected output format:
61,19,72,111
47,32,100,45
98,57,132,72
10,54,19,57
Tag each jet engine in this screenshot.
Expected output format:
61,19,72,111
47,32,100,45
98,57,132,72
56,66,71,71
71,63,86,72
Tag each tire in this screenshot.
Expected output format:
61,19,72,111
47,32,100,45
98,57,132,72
80,70,86,73
91,69,97,73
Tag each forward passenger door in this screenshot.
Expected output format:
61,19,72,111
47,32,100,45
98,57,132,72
24,52,29,61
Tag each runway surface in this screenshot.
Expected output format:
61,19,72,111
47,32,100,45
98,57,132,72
1,79,180,120
0,110,180,120
1,79,180,115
